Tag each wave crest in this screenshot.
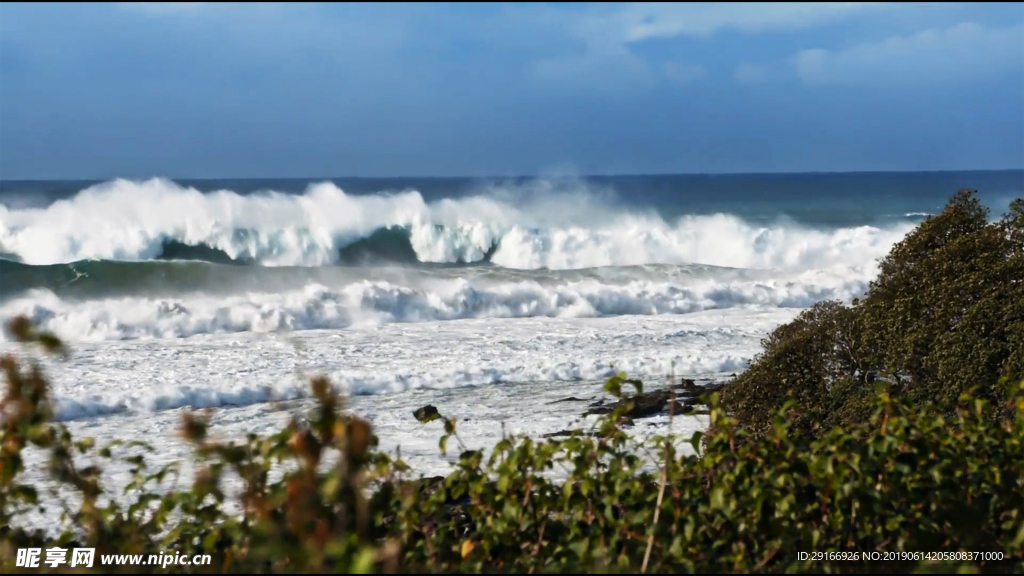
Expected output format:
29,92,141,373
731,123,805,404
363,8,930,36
1,177,913,270
0,266,873,342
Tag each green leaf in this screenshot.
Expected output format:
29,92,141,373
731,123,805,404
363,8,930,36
604,373,625,397
689,431,704,452
349,547,377,574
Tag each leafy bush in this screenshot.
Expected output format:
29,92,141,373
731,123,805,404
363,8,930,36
721,190,1024,437
2,320,1022,574
1,318,393,574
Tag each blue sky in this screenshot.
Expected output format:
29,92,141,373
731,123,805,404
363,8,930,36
1,2,1022,179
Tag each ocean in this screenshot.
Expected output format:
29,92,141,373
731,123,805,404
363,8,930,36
1,170,1022,523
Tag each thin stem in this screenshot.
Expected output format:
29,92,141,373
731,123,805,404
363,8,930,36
641,372,675,573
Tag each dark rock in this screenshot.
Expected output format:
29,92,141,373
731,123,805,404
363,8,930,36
543,429,586,438
542,428,620,439
675,379,726,400
542,412,633,438
629,391,666,417
678,378,698,391
584,388,674,419
548,396,587,404
583,382,724,420
413,405,440,423
698,381,727,398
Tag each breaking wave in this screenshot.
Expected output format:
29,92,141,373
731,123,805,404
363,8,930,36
0,263,874,342
1,177,914,270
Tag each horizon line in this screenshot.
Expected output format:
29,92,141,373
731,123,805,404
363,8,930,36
2,167,1023,183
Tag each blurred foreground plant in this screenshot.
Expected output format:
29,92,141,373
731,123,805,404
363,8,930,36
1,316,399,574
1,315,1022,574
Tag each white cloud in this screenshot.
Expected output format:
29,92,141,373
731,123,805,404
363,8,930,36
619,2,888,42
794,21,1024,85
528,7,659,95
525,2,890,94
663,62,707,82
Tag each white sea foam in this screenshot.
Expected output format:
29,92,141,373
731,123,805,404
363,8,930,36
46,350,749,422
0,178,914,269
0,263,872,342
4,309,794,422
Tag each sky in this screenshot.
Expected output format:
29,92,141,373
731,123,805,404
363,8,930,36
0,2,1022,179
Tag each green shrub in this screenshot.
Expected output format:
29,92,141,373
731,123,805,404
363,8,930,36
2,320,1022,574
722,190,1024,437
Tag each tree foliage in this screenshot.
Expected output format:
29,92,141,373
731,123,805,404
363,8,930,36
722,190,1024,436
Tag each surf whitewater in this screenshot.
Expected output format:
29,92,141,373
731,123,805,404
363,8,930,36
0,177,913,268
0,177,916,342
